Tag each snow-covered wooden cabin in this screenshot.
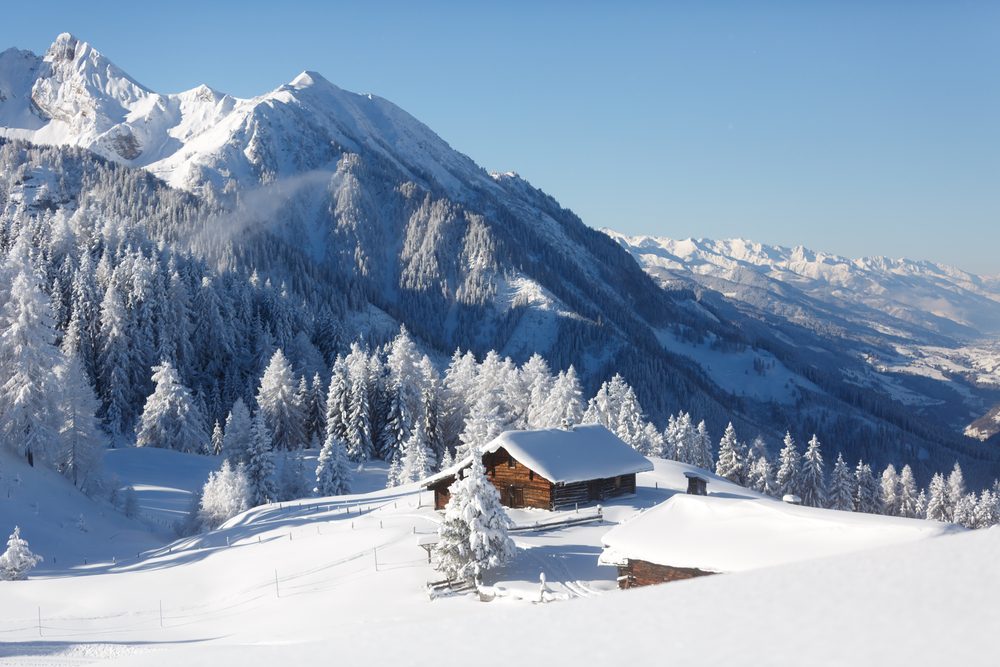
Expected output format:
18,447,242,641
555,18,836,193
424,425,653,511
600,494,960,589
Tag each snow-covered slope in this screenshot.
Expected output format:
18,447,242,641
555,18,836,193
0,448,981,666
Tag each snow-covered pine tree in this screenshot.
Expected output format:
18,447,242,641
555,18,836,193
953,493,977,528
458,387,505,461
391,419,435,486
432,449,515,583
421,386,443,466
522,353,554,429
692,420,713,470
441,350,477,451
211,421,224,456
715,423,743,484
925,473,949,522
314,429,352,497
255,349,306,450
135,360,208,453
245,411,277,505
0,264,63,464
222,398,252,464
946,463,966,521
0,526,43,580
345,346,374,460
828,453,853,511
775,432,801,499
748,455,776,497
853,461,881,514
671,412,698,464
55,350,103,489
973,490,999,529
198,460,251,530
799,435,827,508
97,283,133,438
880,464,901,516
897,465,920,518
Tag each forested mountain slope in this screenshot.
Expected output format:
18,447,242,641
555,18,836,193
1,34,996,483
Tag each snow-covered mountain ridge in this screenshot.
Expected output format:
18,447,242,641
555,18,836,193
0,33,493,196
607,231,1000,443
2,33,998,479
604,232,1000,337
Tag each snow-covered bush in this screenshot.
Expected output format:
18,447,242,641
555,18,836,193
197,460,251,530
0,526,43,580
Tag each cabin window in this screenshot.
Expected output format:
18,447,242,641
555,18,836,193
507,455,516,469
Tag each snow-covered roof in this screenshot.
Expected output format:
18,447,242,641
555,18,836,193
424,425,653,487
600,494,961,573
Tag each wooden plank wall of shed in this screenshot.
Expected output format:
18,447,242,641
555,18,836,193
617,559,715,589
483,447,554,509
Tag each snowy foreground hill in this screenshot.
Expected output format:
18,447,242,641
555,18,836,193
0,447,981,666
1,33,997,479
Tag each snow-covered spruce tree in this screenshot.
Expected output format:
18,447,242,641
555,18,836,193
197,460,251,530
897,465,920,519
748,455,776,497
828,454,854,511
690,420,713,470
245,411,277,506
458,387,505,461
345,347,374,461
222,398,252,464
314,429,352,497
135,360,208,453
880,464,901,516
853,461,881,514
0,266,63,465
211,421,224,456
441,350,477,451
672,412,697,465
55,351,103,489
0,526,43,580
432,450,515,583
953,493,977,529
325,356,352,453
973,491,999,529
256,349,306,451
775,432,801,499
97,283,133,438
522,353,554,429
381,385,412,463
946,463,966,521
391,419,435,486
715,423,743,484
925,473,949,522
798,435,827,508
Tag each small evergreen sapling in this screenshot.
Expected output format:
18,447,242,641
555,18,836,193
0,526,43,580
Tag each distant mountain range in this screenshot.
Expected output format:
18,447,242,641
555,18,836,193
2,33,997,482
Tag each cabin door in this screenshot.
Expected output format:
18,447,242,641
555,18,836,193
505,485,525,508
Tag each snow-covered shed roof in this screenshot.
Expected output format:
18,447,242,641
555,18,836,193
424,425,653,486
600,494,961,573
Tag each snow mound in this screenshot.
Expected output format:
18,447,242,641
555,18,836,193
600,493,961,573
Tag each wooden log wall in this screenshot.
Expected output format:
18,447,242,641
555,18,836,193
618,559,715,589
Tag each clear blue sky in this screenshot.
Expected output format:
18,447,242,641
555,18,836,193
2,1,998,273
